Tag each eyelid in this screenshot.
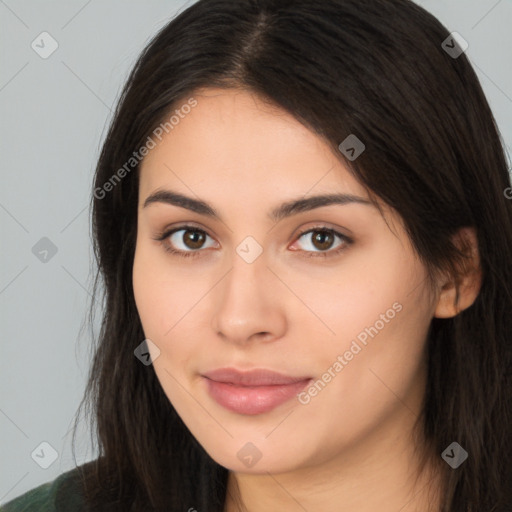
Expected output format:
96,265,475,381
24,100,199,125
293,223,352,242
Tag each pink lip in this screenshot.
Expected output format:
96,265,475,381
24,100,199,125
201,368,312,415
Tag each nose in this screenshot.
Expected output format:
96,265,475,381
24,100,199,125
210,248,287,346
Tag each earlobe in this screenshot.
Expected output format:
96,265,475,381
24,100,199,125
434,227,482,318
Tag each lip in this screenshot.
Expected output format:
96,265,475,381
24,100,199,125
201,368,312,415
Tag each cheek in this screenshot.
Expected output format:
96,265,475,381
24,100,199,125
133,242,176,340
323,290,430,417
132,242,207,368
132,248,204,419
270,249,407,346
295,252,431,415
293,303,430,459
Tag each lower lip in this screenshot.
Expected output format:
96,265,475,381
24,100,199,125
203,377,311,415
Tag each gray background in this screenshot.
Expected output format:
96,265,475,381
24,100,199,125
1,0,511,504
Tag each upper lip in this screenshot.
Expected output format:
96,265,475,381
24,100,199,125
202,368,312,386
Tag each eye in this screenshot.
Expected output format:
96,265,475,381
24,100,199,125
154,224,353,259
290,227,352,258
154,225,217,258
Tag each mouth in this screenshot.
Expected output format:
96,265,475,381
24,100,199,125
201,368,312,415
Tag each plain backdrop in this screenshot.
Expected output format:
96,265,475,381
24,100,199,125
1,0,511,504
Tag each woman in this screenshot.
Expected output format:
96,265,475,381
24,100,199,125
2,0,511,510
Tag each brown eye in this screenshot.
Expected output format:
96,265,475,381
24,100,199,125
292,227,352,258
181,229,206,249
160,226,217,255
311,230,335,251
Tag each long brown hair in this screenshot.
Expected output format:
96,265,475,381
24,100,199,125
71,0,512,510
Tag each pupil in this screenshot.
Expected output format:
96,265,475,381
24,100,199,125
313,231,333,250
185,230,204,249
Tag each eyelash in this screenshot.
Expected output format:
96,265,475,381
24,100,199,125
153,224,353,260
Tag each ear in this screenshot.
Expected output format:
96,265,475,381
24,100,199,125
434,227,482,318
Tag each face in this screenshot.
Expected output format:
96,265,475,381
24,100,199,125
132,87,439,474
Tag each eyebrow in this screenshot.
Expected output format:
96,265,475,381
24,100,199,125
142,189,375,222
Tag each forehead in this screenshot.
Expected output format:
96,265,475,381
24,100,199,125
138,87,368,203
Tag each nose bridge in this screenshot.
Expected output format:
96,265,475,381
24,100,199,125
211,239,286,343
220,242,268,314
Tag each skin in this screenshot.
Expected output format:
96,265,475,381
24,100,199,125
132,87,481,512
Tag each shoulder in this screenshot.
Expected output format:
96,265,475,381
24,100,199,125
0,463,89,512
